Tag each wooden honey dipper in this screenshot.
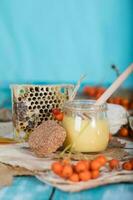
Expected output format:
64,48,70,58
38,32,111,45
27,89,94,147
95,64,133,105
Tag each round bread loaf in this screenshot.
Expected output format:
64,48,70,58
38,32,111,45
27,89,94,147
28,120,66,157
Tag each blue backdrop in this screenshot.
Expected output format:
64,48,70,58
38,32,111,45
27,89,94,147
0,0,133,89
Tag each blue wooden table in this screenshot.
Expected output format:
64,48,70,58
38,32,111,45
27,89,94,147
0,176,133,200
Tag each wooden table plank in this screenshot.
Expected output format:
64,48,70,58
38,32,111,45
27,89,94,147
0,177,133,200
0,176,53,200
53,183,133,200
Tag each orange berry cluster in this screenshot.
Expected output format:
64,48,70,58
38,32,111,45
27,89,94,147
118,126,133,138
106,158,133,171
51,155,107,182
83,86,133,110
107,97,133,110
122,160,133,170
52,108,64,121
109,158,133,171
109,159,120,170
51,156,133,182
83,86,106,100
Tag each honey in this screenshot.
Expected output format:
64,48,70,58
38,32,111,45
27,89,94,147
62,100,109,152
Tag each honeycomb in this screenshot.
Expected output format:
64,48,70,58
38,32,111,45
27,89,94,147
11,84,74,140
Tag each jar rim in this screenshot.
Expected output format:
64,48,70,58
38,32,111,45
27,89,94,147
63,99,107,112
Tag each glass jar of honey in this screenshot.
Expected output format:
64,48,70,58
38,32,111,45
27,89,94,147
62,100,109,152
